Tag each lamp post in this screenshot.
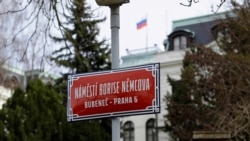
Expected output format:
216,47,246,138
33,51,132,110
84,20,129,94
95,1,129,141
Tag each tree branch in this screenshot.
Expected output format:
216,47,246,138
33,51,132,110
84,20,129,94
180,0,199,7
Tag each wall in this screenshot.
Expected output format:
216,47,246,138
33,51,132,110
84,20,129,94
120,49,185,141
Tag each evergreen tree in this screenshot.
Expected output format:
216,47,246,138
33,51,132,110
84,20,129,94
0,79,111,141
165,2,250,141
0,79,64,141
51,0,111,73
51,0,111,140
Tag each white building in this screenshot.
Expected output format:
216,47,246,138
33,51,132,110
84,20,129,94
0,64,57,108
120,48,184,141
119,11,232,141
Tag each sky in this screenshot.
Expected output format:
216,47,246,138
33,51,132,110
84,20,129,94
87,0,230,57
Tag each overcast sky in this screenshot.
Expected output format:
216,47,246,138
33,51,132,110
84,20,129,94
87,0,230,57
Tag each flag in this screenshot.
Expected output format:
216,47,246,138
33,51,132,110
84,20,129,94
136,18,147,30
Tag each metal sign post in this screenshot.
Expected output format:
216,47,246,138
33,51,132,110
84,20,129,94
94,1,125,140
95,1,127,141
110,5,120,141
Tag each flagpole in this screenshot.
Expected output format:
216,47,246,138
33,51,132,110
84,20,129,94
136,16,148,52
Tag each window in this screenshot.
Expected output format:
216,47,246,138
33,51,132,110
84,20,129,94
4,75,19,89
10,76,18,88
123,121,134,141
173,35,187,50
167,29,194,51
0,74,3,84
146,119,157,141
211,23,231,43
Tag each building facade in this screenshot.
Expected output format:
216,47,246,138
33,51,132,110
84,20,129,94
119,11,232,141
0,64,57,108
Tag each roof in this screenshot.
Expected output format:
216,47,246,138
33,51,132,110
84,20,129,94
171,11,235,45
172,11,235,29
120,46,162,68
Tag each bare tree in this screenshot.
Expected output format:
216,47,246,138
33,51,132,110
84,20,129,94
0,1,65,71
0,0,104,73
180,0,226,7
180,0,245,12
0,0,240,72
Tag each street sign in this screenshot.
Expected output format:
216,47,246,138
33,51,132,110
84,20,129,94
67,63,160,121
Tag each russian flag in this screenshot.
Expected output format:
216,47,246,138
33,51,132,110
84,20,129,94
136,18,147,30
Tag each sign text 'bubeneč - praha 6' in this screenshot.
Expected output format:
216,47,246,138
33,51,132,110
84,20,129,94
67,63,160,121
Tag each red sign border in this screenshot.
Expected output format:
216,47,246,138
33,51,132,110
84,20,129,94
67,63,160,121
